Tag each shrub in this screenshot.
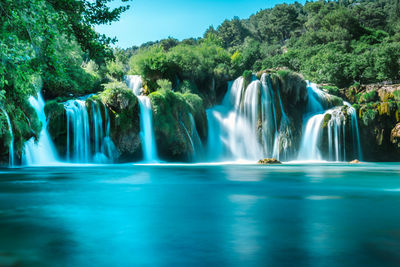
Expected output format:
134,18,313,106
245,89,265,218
156,79,172,91
359,90,377,103
393,90,400,101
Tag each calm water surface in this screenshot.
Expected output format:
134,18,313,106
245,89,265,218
0,163,400,266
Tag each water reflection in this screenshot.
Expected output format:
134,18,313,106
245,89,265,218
0,164,400,265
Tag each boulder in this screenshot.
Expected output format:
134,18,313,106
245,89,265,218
349,159,361,164
390,123,400,145
258,158,282,164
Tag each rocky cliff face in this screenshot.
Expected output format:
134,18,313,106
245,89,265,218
345,83,400,161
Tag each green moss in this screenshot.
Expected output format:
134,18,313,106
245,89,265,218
393,90,400,101
326,95,343,107
156,79,173,91
149,89,206,160
322,113,332,128
361,106,378,126
352,103,360,110
359,90,378,103
44,100,65,119
276,69,291,79
378,102,390,116
321,85,340,96
177,80,199,94
100,82,137,113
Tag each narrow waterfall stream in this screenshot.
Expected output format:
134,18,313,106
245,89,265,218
1,108,14,167
137,96,158,162
189,113,203,161
125,75,159,162
65,100,90,162
23,93,59,165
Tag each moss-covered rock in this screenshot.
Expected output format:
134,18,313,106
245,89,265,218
322,113,332,128
258,158,282,164
45,100,67,157
100,82,142,161
355,99,400,161
0,100,41,164
149,89,207,161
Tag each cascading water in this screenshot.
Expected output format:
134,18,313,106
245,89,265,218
189,113,203,161
23,93,59,165
298,82,363,161
65,98,116,163
345,102,363,160
125,75,159,162
65,99,90,162
126,75,143,96
137,96,158,162
1,108,14,167
206,73,291,161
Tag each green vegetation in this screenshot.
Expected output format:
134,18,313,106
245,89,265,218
360,90,378,103
0,0,132,162
126,0,400,93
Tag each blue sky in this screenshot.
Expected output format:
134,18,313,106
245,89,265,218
95,0,304,48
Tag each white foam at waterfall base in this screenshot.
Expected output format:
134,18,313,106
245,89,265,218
1,108,14,167
23,93,59,165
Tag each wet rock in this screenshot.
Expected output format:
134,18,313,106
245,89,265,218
349,159,361,164
390,123,400,145
258,158,282,164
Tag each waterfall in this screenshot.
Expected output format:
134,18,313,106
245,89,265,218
65,98,116,163
206,73,288,161
1,108,14,167
189,113,203,161
125,75,159,162
137,96,158,162
298,83,363,162
65,100,90,162
305,82,324,114
207,75,363,162
298,114,325,160
126,75,143,96
23,93,59,165
344,102,363,160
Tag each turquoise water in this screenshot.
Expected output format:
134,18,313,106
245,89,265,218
1,163,400,266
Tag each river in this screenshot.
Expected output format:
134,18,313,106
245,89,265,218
0,163,400,266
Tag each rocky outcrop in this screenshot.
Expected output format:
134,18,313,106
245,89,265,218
390,123,400,147
149,89,207,161
99,83,142,162
258,158,282,164
0,101,41,165
353,84,400,161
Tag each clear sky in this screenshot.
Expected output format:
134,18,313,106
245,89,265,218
95,0,304,48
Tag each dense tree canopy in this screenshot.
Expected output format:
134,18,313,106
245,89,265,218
0,0,131,103
127,0,400,90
